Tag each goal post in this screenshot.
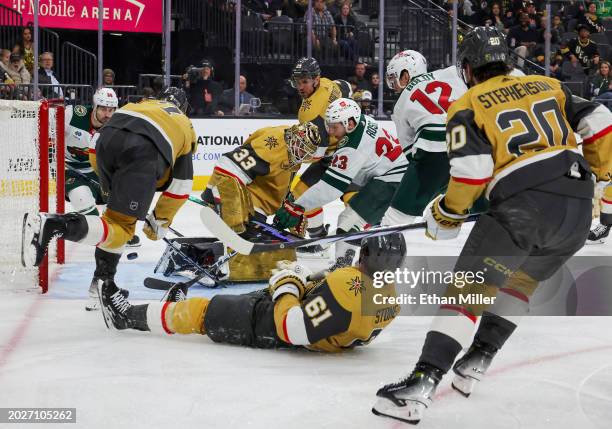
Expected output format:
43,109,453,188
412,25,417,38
0,99,65,293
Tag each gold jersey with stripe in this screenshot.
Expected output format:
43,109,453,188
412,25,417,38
298,77,342,158
444,74,612,214
213,125,298,215
273,267,399,353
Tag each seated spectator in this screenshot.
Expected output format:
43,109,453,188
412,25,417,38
0,49,11,76
183,59,223,117
579,2,605,33
591,61,612,103
38,51,62,99
5,53,31,85
334,1,358,61
353,89,375,116
562,25,600,74
350,61,371,91
103,69,115,86
219,75,256,114
508,12,539,67
552,14,566,34
369,72,381,95
524,1,540,27
535,14,560,59
484,2,510,32
12,26,34,75
312,0,338,55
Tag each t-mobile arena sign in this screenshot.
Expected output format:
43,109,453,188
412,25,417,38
2,0,162,33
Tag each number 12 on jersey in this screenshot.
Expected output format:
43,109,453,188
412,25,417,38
410,81,453,114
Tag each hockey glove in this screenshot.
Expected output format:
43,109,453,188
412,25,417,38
425,195,468,241
268,260,313,301
274,196,306,230
143,212,170,241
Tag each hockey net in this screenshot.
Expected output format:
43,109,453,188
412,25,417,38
0,99,65,293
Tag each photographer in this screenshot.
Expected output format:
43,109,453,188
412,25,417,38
183,59,223,117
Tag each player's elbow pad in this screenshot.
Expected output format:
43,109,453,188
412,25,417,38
280,306,311,346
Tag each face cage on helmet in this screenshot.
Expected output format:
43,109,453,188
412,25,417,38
285,128,318,168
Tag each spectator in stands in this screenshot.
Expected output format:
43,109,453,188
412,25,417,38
563,24,600,73
579,2,605,33
524,1,540,27
312,0,338,55
5,53,31,85
38,51,63,99
103,69,115,86
0,49,11,77
485,2,509,32
552,14,566,34
350,61,371,91
12,26,34,75
508,12,539,67
591,61,612,103
353,89,375,116
369,72,381,96
535,14,560,58
219,75,255,114
183,59,223,117
335,1,358,61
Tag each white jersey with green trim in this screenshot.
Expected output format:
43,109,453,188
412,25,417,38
392,66,467,153
65,104,96,174
295,115,408,211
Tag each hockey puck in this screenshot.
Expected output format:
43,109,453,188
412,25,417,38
127,252,138,260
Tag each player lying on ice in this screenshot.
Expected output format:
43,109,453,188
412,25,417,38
98,234,404,352
274,98,407,262
195,121,321,283
371,26,612,425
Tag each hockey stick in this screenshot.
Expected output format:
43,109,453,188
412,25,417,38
200,205,481,255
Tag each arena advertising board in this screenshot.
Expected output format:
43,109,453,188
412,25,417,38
190,118,397,189
1,0,162,33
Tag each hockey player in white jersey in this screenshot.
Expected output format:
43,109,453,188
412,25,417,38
274,98,408,259
381,50,485,226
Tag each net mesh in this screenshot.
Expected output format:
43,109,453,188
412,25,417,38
0,100,61,291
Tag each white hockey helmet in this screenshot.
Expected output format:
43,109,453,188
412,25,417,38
385,50,427,90
93,87,118,109
325,98,361,134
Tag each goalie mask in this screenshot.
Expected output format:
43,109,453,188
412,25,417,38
284,122,320,169
359,233,406,277
385,50,427,90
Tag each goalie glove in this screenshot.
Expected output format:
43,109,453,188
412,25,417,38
425,195,468,240
268,260,313,301
143,212,170,241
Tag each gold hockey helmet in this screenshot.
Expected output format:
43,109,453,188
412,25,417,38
284,122,321,169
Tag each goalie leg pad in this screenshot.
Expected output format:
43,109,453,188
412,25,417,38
228,248,297,282
204,291,288,348
208,171,254,234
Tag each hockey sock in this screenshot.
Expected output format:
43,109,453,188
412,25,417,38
418,331,463,374
473,311,518,351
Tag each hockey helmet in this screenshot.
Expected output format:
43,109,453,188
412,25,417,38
290,57,321,88
359,233,406,277
284,122,321,169
385,50,427,90
457,26,511,85
334,79,353,99
158,86,189,114
93,87,118,109
325,98,362,134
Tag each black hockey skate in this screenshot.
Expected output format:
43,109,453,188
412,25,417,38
586,224,610,245
162,282,188,303
372,363,444,425
21,212,86,267
98,280,135,330
451,340,498,397
87,277,129,312
126,235,142,248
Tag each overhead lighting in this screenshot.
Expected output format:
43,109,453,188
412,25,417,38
110,33,123,36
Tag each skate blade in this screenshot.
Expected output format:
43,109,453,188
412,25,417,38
21,213,40,268
371,397,424,425
97,283,114,330
585,239,606,245
451,374,476,397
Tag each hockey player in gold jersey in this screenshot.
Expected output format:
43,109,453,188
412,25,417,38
22,88,196,308
200,122,321,281
289,57,343,246
97,234,405,353
373,27,612,425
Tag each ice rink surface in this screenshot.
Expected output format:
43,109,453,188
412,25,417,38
1,198,611,429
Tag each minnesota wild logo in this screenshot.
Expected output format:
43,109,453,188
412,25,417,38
348,276,363,296
74,105,87,116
